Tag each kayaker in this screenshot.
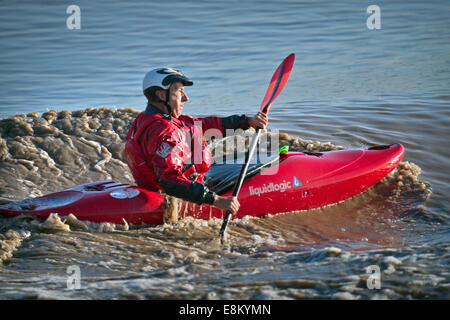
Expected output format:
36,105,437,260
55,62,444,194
124,67,268,214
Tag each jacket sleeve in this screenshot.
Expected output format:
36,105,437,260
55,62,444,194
220,114,250,133
197,115,250,136
151,128,216,205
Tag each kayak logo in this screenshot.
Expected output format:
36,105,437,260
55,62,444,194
249,176,301,196
293,176,302,187
110,188,140,199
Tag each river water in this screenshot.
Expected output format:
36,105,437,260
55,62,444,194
0,0,448,300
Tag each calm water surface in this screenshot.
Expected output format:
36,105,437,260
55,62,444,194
0,0,449,300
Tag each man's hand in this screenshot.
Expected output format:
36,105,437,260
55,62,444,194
213,195,240,214
248,111,268,130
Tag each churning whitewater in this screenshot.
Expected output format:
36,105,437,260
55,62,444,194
0,107,438,300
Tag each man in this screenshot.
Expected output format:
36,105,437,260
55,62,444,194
124,67,267,214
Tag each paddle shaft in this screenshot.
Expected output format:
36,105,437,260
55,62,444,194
218,53,295,242
219,127,262,240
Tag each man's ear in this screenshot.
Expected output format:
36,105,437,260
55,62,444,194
155,89,166,101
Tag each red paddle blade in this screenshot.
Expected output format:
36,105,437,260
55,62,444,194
260,53,295,114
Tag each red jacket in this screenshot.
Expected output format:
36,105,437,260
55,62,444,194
124,104,250,205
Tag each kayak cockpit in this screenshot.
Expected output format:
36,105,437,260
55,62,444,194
204,153,280,194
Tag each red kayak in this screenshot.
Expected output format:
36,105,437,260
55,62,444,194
0,144,404,225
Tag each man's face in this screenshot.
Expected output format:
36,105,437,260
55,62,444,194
168,82,189,118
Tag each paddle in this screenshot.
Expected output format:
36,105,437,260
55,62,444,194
219,53,295,243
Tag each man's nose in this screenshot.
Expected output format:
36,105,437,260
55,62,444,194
182,92,189,102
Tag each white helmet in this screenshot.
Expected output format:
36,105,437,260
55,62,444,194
142,67,193,92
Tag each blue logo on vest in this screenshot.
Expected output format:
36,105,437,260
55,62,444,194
293,176,302,187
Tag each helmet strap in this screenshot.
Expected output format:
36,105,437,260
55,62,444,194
164,88,172,118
